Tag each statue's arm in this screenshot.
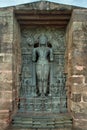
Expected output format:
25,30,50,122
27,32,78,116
32,48,36,62
50,48,53,61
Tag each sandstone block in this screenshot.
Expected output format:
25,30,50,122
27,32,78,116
1,91,12,100
0,81,12,90
83,94,87,102
0,71,12,82
85,77,87,83
0,56,3,62
0,63,12,71
73,119,87,130
0,100,11,110
71,93,81,102
73,9,87,21
3,54,12,63
69,76,83,85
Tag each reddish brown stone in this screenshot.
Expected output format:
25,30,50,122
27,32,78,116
70,65,85,75
73,119,87,130
1,91,12,100
0,71,12,82
0,111,9,119
0,63,12,71
83,94,87,102
71,93,81,102
72,112,87,119
69,76,83,84
0,100,12,110
0,81,12,90
71,85,82,93
0,4,87,130
85,77,87,84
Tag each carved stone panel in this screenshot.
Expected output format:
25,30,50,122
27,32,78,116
19,27,67,113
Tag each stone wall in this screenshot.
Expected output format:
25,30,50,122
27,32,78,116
66,9,87,130
12,12,21,114
0,8,14,130
0,4,87,130
0,8,21,130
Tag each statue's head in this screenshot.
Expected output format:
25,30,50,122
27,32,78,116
39,34,47,45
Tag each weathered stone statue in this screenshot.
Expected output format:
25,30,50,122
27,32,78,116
32,34,53,96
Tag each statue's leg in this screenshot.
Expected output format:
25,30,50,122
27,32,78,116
37,70,42,96
43,71,48,95
43,80,47,95
38,80,42,96
43,64,50,96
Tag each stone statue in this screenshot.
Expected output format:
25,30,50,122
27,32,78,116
32,34,53,96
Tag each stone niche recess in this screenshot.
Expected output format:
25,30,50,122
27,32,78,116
20,27,66,113
0,1,87,130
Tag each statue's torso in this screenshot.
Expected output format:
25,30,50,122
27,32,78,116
36,47,50,64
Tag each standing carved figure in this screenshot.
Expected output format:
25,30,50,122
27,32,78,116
32,34,53,96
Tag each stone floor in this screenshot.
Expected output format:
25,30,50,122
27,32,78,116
6,112,73,130
6,126,73,130
6,126,87,130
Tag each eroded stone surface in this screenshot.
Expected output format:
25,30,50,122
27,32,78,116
0,1,87,130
